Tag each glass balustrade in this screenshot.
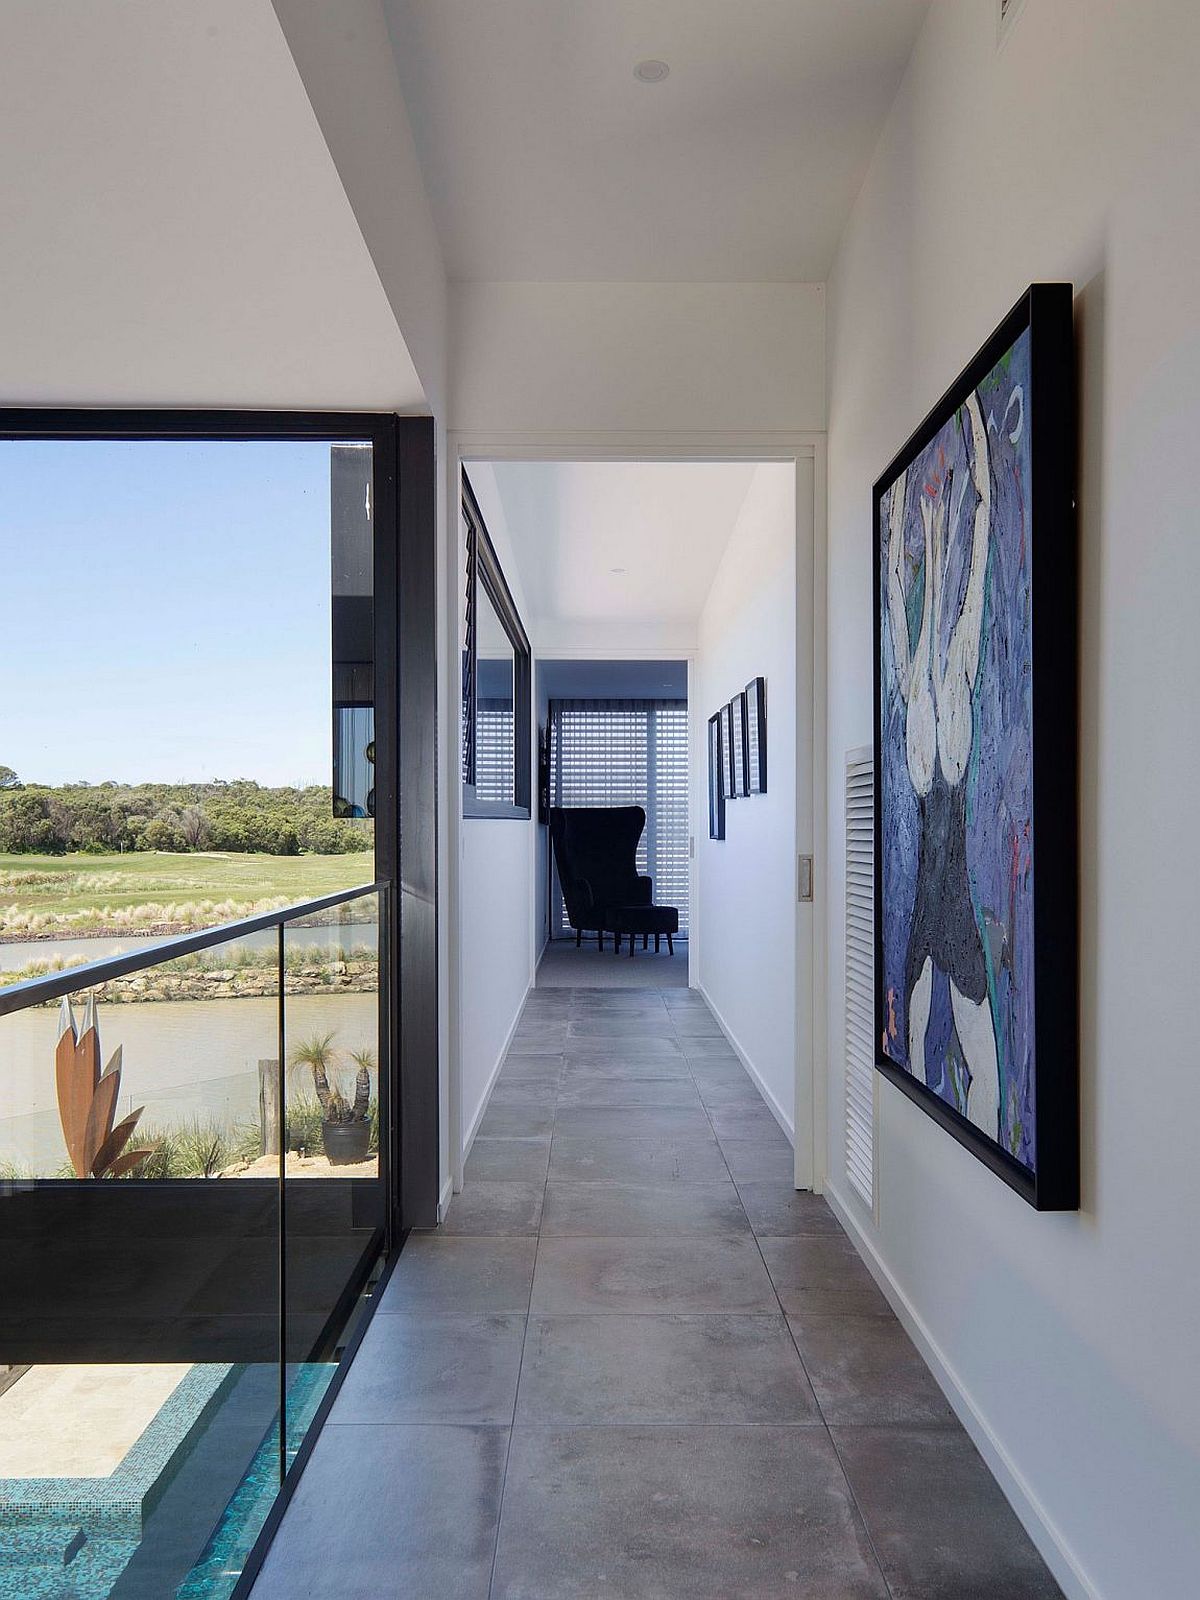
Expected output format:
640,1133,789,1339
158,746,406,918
0,885,388,1600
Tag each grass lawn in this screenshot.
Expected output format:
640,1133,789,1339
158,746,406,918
0,850,375,934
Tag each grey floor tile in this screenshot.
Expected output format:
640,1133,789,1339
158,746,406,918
331,1312,525,1425
530,1235,777,1314
567,1024,681,1048
508,1028,569,1056
669,1012,724,1036
694,1076,766,1107
250,1423,506,1600
832,1426,1064,1599
661,989,710,1007
440,1180,545,1237
560,1052,691,1079
549,1136,731,1186
492,1426,887,1599
789,1313,957,1426
553,1105,714,1139
464,1137,551,1183
555,1076,703,1109
759,1235,893,1317
708,1104,790,1142
737,1183,843,1236
686,1058,757,1084
540,1181,748,1237
517,1314,819,1424
378,1236,536,1314
490,1080,559,1107
564,1034,685,1057
720,1139,797,1183
680,1037,741,1060
477,1103,555,1139
497,1054,564,1083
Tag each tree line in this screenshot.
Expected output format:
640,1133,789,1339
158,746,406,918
0,772,370,856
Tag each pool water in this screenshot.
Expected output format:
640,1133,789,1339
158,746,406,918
0,1363,336,1600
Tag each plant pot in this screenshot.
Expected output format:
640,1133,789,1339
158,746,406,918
321,1118,371,1166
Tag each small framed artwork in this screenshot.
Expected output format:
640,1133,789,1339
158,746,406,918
745,677,767,793
874,281,1077,1210
707,713,725,840
731,692,749,797
720,702,736,799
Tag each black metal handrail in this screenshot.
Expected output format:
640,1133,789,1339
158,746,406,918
0,882,385,1017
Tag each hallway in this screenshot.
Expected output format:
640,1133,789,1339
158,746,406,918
252,986,1061,1599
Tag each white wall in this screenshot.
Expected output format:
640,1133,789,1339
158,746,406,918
457,464,538,1153
451,281,824,436
823,3,1200,1596
271,0,448,416
694,462,800,1137
0,0,423,409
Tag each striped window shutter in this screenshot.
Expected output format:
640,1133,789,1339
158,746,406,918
844,747,876,1210
548,700,689,935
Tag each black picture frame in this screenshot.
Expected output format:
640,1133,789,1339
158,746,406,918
719,702,736,800
731,691,749,797
707,714,725,840
745,677,767,794
872,282,1078,1212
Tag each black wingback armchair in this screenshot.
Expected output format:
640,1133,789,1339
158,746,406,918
549,806,652,948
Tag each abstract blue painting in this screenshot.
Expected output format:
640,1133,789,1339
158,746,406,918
878,327,1036,1169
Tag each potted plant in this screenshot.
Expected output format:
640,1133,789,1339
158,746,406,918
290,1033,373,1165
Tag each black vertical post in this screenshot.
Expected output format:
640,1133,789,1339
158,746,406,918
395,418,439,1231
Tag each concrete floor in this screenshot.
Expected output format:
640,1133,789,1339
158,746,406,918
535,935,689,988
251,986,1062,1599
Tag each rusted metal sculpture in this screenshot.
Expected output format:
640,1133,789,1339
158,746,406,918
55,996,153,1178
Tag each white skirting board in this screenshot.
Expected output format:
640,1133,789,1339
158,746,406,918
437,1175,454,1225
457,987,529,1182
823,1179,1099,1600
696,983,794,1143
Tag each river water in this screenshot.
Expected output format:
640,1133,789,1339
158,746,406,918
0,990,378,1174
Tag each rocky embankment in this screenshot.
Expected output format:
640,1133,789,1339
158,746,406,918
27,957,377,1006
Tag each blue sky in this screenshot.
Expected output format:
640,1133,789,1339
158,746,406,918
1,439,344,786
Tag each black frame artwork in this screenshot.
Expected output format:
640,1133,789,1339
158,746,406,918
731,691,749,797
707,713,726,840
872,283,1078,1211
745,677,767,794
719,702,736,801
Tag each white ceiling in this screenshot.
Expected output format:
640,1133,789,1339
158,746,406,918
479,460,763,630
0,0,424,409
383,0,930,282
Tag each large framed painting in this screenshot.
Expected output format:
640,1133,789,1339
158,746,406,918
873,283,1078,1210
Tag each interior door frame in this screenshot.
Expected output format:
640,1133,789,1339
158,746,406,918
444,430,827,1195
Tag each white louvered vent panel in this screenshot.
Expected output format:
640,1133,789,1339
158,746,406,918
845,749,876,1210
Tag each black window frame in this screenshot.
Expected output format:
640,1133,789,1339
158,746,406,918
462,470,532,819
0,405,440,1238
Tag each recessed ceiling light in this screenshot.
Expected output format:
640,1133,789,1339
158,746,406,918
633,59,669,83
610,566,627,574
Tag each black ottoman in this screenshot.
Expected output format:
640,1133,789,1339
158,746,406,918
604,903,679,956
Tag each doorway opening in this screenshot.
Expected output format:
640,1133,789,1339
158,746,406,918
450,447,814,1191
537,657,690,991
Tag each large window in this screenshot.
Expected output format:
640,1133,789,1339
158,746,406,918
548,699,690,934
461,473,531,818
0,407,439,1600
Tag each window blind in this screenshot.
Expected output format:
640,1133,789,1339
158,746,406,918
548,699,689,935
476,700,515,806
